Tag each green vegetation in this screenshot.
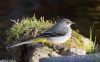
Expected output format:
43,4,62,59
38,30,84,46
6,16,53,42
11,16,53,39
63,30,94,52
89,22,99,53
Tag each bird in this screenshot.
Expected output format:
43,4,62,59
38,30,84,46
8,18,74,48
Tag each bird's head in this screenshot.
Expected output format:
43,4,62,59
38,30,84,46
58,18,75,27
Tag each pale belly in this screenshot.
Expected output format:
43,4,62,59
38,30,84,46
47,29,71,44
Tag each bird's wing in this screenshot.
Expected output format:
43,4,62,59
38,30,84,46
39,31,66,37
39,27,68,37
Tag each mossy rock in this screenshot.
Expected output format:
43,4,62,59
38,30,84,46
6,16,94,54
63,31,94,52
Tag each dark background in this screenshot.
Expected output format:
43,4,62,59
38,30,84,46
0,0,100,59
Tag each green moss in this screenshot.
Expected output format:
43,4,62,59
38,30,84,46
6,16,53,42
63,30,94,53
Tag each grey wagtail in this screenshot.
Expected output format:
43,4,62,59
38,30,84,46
8,18,74,48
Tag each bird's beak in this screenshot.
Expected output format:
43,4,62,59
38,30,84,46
72,22,76,24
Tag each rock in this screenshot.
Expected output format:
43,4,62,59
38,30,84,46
29,47,61,62
0,59,16,62
63,48,86,55
40,53,100,62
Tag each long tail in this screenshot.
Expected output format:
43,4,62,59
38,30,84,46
7,40,34,48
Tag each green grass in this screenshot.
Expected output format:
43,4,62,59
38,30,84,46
89,22,99,53
7,16,53,41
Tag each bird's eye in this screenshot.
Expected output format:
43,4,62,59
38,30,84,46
66,22,69,24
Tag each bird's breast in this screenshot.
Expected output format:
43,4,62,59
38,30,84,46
48,28,72,44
